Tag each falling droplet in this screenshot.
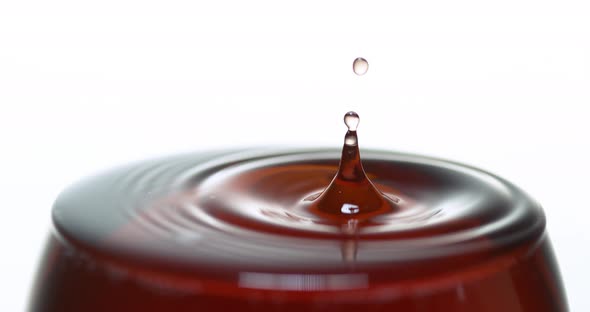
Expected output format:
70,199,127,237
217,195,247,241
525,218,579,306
344,111,360,131
352,57,369,76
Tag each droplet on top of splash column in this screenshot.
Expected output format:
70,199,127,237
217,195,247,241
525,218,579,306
352,57,369,76
344,111,360,131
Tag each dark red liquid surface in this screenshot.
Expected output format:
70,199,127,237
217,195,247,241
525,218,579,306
29,148,568,311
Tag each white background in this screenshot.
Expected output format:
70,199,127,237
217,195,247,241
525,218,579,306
0,0,589,310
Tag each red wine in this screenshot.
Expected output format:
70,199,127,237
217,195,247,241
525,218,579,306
29,113,568,311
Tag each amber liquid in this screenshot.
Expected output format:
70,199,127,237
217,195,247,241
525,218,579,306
29,149,568,311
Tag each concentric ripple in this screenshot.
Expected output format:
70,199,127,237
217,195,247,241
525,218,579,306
53,148,545,275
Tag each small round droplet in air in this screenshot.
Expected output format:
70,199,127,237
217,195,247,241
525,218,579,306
352,57,369,76
344,111,360,131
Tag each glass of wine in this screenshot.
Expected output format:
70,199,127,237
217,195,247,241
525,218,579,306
29,112,568,311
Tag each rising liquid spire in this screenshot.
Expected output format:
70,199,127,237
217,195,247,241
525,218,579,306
307,111,396,222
